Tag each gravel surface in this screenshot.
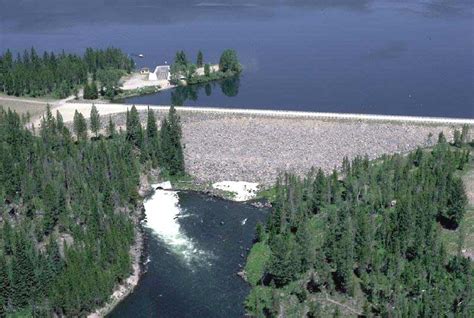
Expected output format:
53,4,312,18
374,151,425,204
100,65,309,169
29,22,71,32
108,110,465,185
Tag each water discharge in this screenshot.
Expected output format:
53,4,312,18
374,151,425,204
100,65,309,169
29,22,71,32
145,182,213,267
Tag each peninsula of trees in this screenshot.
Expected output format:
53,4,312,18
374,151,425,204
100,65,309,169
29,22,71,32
170,49,242,85
0,105,184,316
0,47,133,99
245,134,472,317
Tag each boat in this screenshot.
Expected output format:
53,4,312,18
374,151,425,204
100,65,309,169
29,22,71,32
138,53,144,58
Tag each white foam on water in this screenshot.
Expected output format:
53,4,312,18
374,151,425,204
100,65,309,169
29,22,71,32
144,183,213,267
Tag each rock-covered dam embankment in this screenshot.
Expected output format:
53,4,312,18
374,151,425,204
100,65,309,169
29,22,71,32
109,110,467,185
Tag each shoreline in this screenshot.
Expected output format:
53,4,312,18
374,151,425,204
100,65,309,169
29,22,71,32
115,63,220,100
2,92,473,126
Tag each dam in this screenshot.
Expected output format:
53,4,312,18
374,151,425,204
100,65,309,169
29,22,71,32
41,102,474,185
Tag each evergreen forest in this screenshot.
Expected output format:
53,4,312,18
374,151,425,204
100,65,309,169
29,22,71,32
0,104,184,316
245,133,473,317
0,48,133,99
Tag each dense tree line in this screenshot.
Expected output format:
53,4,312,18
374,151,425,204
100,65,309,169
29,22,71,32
123,104,185,177
159,105,185,176
0,47,133,98
0,103,184,316
245,134,472,317
170,49,241,85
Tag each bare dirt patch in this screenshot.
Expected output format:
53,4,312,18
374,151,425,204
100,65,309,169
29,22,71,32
120,72,172,91
0,95,52,117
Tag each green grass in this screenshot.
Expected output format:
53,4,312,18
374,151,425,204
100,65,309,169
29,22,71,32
441,144,474,258
219,190,237,200
244,285,273,315
256,185,277,202
244,242,271,286
308,214,326,249
115,85,161,100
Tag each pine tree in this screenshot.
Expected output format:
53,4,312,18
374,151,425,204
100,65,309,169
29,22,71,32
197,50,203,68
107,115,116,137
83,81,99,100
311,168,327,213
146,107,160,165
42,183,58,235
40,104,57,143
332,207,354,294
11,232,36,308
0,295,5,317
126,105,143,148
0,255,10,308
146,107,158,140
438,131,447,144
204,63,211,77
90,82,98,99
47,236,63,275
219,49,241,72
73,110,87,141
83,82,91,99
2,220,13,255
453,129,462,147
56,110,64,132
444,177,467,228
159,105,185,176
90,104,101,137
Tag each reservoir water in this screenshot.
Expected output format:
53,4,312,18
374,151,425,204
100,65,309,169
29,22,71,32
1,0,473,118
108,186,268,317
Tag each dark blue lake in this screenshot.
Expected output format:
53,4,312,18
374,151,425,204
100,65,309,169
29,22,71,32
1,0,472,118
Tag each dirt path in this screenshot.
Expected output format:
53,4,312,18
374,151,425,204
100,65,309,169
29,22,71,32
0,91,80,117
0,96,54,104
323,295,362,316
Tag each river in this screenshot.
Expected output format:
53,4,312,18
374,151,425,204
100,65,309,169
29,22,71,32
1,0,472,118
107,185,268,317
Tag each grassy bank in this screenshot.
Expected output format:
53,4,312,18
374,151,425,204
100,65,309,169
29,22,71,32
441,144,474,258
170,177,241,201
115,85,162,100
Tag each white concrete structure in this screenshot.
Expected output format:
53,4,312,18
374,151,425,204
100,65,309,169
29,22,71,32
148,65,170,81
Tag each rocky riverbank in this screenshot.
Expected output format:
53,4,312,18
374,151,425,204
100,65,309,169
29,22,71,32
107,110,464,185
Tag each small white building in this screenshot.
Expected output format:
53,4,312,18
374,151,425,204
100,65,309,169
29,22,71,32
148,65,170,81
